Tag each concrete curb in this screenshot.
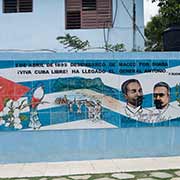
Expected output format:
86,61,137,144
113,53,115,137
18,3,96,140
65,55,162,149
1,156,180,178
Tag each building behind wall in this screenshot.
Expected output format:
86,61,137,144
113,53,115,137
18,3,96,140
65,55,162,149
0,0,144,51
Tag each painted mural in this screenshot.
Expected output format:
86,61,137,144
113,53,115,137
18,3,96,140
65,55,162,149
0,59,180,131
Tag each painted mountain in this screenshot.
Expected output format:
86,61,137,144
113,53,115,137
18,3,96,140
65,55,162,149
52,77,120,99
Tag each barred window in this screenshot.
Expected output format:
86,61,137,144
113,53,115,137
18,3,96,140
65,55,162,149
65,0,112,29
3,0,33,13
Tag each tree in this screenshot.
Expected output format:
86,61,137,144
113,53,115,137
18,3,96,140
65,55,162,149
145,0,180,51
145,15,165,51
56,34,90,52
152,0,180,26
57,33,126,52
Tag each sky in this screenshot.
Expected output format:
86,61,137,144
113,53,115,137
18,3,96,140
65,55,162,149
144,0,159,25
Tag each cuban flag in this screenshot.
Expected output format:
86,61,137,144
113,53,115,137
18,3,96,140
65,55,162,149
0,76,30,111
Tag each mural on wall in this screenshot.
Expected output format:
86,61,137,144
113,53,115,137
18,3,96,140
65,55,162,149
0,59,180,131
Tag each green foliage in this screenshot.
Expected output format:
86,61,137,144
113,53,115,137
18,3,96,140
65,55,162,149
176,83,180,106
145,0,180,51
3,98,10,106
56,33,90,52
57,33,126,52
145,15,165,51
19,114,28,121
152,0,180,25
105,43,126,52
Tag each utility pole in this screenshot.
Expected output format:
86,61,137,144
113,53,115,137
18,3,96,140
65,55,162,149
133,0,136,51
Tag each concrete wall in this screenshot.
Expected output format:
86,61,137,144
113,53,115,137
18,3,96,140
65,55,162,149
0,0,144,51
1,127,180,164
0,52,180,164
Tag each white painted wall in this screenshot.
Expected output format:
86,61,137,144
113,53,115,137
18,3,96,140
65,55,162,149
0,0,144,51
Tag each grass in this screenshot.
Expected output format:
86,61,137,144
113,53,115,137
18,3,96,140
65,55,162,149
0,169,180,180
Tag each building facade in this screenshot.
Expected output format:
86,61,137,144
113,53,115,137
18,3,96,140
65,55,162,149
0,0,144,51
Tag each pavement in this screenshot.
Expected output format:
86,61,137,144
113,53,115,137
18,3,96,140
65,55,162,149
1,157,180,179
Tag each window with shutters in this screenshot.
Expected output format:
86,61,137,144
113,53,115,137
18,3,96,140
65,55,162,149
65,0,112,29
82,0,96,11
3,0,33,13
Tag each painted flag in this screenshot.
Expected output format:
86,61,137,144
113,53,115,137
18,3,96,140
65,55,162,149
0,76,30,111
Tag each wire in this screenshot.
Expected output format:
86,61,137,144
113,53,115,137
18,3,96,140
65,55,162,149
120,0,146,42
103,0,118,51
103,22,107,50
0,49,57,53
103,0,146,51
112,0,118,27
